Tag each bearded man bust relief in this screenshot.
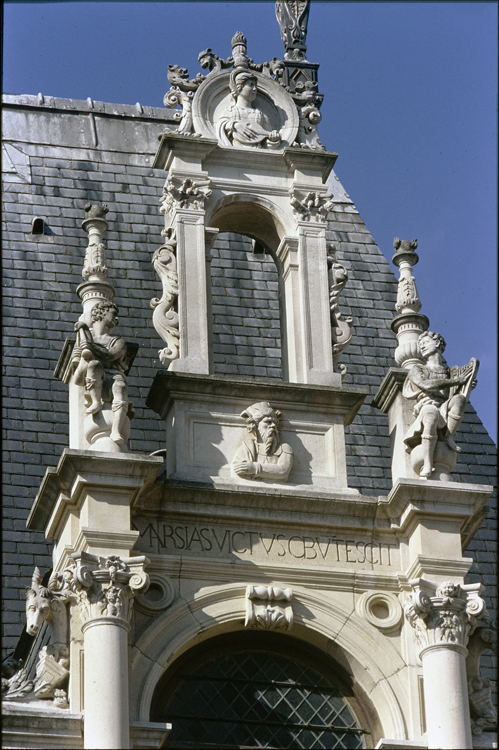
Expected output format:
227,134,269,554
231,401,294,482
217,70,281,149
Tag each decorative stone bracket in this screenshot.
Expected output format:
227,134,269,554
244,585,293,631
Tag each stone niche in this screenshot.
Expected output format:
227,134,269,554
146,372,367,493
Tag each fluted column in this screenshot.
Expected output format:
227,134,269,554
65,552,149,750
404,579,486,749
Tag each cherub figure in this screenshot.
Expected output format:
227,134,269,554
403,330,478,478
217,70,281,149
232,402,293,481
72,301,131,445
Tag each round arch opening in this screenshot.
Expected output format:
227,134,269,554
207,195,288,258
150,631,380,748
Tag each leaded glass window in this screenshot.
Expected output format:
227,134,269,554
153,636,367,749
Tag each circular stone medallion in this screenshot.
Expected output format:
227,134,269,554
192,70,298,149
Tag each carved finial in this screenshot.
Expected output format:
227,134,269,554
231,31,249,69
275,1,311,61
391,236,428,368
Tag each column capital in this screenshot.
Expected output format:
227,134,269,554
404,578,486,653
58,551,149,626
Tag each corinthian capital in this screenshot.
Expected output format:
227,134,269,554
63,552,149,625
404,579,486,652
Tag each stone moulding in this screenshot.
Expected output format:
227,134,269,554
357,591,403,633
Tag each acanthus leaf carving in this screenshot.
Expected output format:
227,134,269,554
150,229,180,368
244,585,293,632
403,579,486,652
160,175,212,217
289,188,333,222
63,552,149,626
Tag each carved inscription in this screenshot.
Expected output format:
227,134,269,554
132,519,396,567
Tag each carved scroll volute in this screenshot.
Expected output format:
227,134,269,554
150,229,180,368
327,246,353,379
244,585,293,631
403,580,486,652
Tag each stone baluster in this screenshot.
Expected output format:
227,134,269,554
391,238,429,369
65,552,149,750
404,579,486,749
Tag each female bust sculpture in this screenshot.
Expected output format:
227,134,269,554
217,70,281,149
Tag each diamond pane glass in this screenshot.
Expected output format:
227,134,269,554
163,649,365,748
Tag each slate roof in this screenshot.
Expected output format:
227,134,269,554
2,94,496,692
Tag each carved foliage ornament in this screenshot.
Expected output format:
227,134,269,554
59,552,149,625
403,580,486,652
160,175,212,217
245,585,293,631
289,188,333,222
275,1,311,60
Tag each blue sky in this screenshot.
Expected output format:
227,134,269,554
3,1,497,441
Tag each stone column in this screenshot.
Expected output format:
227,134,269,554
404,579,486,749
65,552,149,750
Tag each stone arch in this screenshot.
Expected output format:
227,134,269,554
206,194,292,378
130,583,409,742
206,192,292,261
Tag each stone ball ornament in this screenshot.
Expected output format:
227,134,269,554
192,70,299,149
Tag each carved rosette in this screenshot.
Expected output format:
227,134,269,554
160,175,212,220
244,585,293,632
62,552,149,626
404,580,486,654
289,188,333,222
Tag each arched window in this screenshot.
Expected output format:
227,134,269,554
151,632,371,748
211,232,282,379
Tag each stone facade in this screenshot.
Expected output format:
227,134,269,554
1,8,496,747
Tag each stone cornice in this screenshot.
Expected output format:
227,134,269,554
377,477,492,530
371,367,408,413
27,449,164,534
146,371,367,426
